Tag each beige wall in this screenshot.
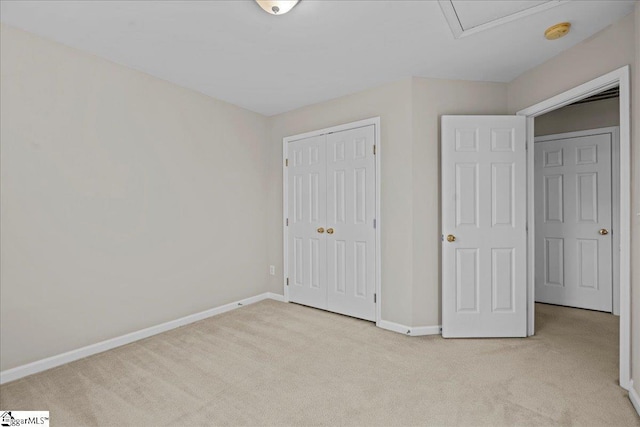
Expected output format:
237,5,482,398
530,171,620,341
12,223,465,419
534,97,619,137
507,8,638,393
266,77,507,327
0,25,270,371
410,78,507,326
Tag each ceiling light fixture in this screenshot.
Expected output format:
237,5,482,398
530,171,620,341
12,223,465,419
544,22,571,40
256,1,299,15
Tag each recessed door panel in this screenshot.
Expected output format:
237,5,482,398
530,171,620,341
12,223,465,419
354,168,367,224
333,240,346,294
354,137,366,159
577,173,598,222
491,129,515,152
577,239,598,289
456,248,479,312
293,148,303,167
492,163,514,227
294,237,303,286
492,248,515,312
354,241,367,298
293,175,303,223
309,173,320,223
544,238,564,287
456,163,479,227
544,149,563,167
576,145,597,165
310,238,320,289
332,170,346,224
544,175,563,223
455,129,479,152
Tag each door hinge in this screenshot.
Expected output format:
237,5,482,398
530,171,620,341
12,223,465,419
286,277,289,286
285,158,288,167
374,293,377,303
373,218,376,229
286,218,289,226
373,145,376,155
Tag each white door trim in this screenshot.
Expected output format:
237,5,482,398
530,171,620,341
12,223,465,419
517,65,631,390
282,117,382,325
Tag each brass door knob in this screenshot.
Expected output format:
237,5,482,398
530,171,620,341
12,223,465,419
317,227,325,234
327,228,334,234
599,229,609,235
446,234,456,242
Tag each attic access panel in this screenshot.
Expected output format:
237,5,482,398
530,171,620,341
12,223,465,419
439,0,568,39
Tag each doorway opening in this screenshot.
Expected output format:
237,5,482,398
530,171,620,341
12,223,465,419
534,90,620,314
518,66,631,390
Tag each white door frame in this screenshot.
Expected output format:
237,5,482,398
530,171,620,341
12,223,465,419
517,65,631,390
282,117,382,324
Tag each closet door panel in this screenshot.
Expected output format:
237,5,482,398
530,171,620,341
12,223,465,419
326,126,376,321
287,135,328,309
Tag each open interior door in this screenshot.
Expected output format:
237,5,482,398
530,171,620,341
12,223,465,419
441,116,527,337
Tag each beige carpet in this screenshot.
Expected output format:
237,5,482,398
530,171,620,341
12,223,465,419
0,300,638,426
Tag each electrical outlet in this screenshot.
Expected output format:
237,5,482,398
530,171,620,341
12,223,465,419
269,265,276,275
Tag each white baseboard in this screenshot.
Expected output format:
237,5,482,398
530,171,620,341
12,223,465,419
377,320,441,337
410,325,442,336
0,292,283,385
377,320,411,335
629,380,640,417
266,292,286,302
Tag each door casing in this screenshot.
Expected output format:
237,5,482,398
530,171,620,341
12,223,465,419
283,117,382,325
517,65,631,391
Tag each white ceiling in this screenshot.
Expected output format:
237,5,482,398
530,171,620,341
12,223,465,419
453,0,556,30
0,1,634,116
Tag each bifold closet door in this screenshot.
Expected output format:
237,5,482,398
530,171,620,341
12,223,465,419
287,125,376,321
287,135,328,310
326,126,376,321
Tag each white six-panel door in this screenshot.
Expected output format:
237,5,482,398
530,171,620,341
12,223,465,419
288,135,328,309
534,133,612,312
326,126,376,321
287,125,376,321
441,116,527,337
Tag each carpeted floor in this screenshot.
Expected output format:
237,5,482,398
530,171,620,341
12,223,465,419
0,300,638,426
